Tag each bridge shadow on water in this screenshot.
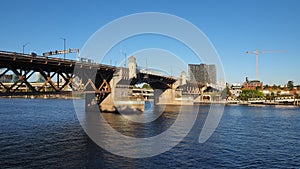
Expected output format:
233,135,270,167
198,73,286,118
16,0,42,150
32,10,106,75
81,103,212,168
84,103,209,139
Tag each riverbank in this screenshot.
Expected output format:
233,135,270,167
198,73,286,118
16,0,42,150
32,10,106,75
226,102,299,108
196,100,299,108
1,96,299,109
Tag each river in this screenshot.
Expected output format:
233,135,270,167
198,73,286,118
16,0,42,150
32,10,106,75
0,98,299,168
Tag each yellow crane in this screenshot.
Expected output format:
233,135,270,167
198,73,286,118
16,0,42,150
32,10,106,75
246,49,286,80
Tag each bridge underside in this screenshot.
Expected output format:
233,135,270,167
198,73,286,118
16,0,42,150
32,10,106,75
74,66,115,104
0,55,74,96
134,72,176,89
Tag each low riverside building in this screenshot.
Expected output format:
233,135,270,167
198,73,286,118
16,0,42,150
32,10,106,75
0,74,12,83
242,77,263,90
262,90,270,95
230,83,243,97
0,69,12,82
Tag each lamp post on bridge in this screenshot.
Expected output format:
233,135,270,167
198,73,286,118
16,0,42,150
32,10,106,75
120,51,127,67
60,37,66,59
22,43,29,55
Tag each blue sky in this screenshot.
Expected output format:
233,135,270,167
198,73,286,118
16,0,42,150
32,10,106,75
1,0,300,85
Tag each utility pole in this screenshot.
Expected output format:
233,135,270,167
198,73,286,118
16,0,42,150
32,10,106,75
119,43,127,67
146,56,148,74
22,43,29,54
120,43,122,67
60,38,66,59
124,53,127,67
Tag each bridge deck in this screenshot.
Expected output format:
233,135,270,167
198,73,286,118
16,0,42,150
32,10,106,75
0,50,116,72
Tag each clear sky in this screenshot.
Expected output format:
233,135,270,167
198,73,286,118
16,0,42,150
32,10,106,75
1,0,299,85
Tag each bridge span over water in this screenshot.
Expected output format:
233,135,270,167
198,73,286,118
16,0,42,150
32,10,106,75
0,50,212,111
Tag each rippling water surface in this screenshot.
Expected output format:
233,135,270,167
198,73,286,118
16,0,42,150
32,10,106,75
0,98,299,168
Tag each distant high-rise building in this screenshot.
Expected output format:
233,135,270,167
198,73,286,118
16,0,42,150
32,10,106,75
207,64,216,84
188,63,216,84
188,64,201,82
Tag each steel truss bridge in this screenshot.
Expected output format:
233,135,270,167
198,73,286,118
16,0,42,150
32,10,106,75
0,50,117,97
0,50,178,100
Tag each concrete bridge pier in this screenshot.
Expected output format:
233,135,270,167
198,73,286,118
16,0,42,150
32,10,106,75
154,81,180,105
99,75,122,112
154,88,175,105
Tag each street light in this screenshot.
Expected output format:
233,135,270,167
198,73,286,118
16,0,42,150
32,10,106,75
22,43,29,54
60,37,66,59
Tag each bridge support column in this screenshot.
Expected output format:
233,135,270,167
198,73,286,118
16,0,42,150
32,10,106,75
154,88,176,105
98,75,122,112
153,81,181,105
100,91,115,112
154,89,163,105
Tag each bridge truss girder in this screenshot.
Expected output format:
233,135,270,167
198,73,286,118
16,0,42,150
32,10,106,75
0,66,75,96
0,50,118,99
0,67,116,99
74,67,115,105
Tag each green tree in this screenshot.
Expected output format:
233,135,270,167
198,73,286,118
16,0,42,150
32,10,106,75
272,84,278,90
266,93,270,100
295,93,300,99
142,83,152,89
263,84,269,90
221,86,231,99
287,80,294,90
239,89,264,101
271,92,275,100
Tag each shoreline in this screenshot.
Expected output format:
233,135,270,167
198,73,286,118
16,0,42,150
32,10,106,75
1,97,298,108
225,102,299,108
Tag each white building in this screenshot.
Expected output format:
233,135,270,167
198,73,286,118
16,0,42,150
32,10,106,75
230,83,243,97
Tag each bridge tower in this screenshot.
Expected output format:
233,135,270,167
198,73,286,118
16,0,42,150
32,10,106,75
128,56,137,79
180,71,187,86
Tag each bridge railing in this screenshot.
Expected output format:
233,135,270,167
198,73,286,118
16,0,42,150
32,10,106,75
0,50,76,63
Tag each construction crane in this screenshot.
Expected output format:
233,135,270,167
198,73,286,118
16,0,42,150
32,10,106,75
246,49,286,80
42,48,79,58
